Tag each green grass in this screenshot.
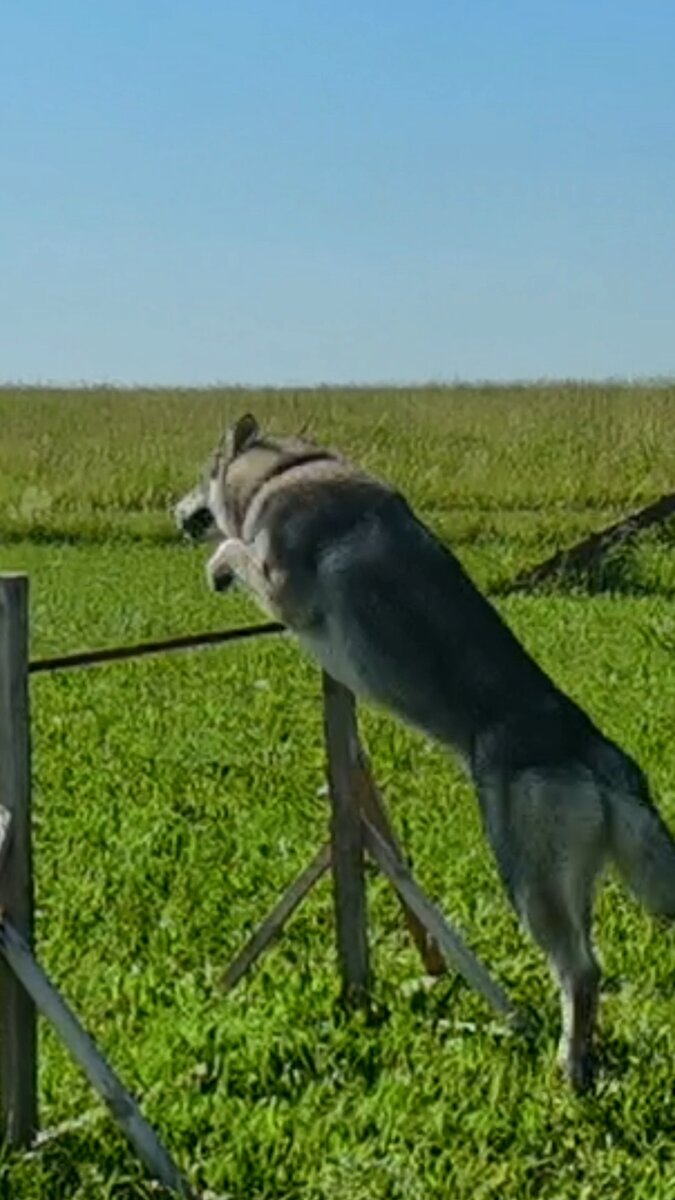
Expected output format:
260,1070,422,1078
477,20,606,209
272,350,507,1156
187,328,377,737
2,382,674,573
1,385,675,1198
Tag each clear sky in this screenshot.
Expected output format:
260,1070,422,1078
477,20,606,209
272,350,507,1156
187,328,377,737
2,1,675,386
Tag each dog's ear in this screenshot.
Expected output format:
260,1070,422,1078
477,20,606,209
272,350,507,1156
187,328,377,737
225,413,259,458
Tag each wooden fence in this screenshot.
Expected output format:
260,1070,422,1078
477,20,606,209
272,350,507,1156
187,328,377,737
0,572,518,1197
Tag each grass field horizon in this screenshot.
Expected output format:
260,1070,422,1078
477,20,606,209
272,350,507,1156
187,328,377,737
1,383,675,1198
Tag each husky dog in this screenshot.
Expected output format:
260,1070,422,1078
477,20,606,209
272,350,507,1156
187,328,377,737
175,413,675,1091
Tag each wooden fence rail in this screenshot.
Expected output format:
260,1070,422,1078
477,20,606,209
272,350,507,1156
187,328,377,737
29,620,284,675
0,571,517,1196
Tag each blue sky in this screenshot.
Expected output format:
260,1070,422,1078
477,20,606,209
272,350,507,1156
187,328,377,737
2,1,675,385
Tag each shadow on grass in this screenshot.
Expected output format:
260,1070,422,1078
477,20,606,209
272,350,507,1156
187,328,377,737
0,526,183,549
0,1125,174,1199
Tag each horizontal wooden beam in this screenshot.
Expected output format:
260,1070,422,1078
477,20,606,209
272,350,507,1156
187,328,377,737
29,621,285,675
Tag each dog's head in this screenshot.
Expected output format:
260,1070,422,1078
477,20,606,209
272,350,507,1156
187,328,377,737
174,414,262,547
174,414,331,591
173,475,219,544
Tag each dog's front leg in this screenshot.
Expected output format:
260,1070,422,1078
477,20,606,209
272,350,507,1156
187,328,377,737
206,538,280,619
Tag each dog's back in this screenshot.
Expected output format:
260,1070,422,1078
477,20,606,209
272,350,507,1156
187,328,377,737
258,478,590,761
178,414,675,1091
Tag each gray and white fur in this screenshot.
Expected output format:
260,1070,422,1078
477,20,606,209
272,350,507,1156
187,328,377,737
175,413,675,1091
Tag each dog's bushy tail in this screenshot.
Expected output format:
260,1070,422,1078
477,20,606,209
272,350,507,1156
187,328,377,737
606,781,675,917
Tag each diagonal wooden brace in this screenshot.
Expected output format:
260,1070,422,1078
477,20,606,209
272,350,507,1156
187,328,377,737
220,842,331,992
219,673,514,1026
345,738,446,976
0,918,194,1197
362,818,517,1021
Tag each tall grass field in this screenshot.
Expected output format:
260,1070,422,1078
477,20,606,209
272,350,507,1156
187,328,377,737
1,383,674,1199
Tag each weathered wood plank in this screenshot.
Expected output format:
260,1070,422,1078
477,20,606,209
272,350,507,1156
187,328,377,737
349,742,446,976
322,674,370,1005
0,574,38,1146
220,842,331,992
0,919,193,1197
362,818,517,1021
0,807,12,881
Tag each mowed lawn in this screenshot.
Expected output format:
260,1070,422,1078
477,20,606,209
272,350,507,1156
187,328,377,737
1,385,675,1198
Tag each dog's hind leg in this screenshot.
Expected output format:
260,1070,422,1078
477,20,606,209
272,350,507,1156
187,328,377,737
477,767,607,1091
518,871,600,1092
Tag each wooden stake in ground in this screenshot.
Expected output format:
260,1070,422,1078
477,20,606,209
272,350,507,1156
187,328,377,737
220,682,445,992
0,573,38,1147
219,672,514,1026
322,674,370,1005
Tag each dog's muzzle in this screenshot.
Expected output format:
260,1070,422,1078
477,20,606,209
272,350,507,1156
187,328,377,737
175,500,216,543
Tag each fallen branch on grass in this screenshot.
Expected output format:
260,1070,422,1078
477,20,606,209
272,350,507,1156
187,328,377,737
508,490,675,591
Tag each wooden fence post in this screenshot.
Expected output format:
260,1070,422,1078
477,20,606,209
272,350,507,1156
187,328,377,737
0,574,38,1146
322,674,370,1005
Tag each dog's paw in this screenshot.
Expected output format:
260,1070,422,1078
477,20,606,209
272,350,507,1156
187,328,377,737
206,539,239,593
558,1040,596,1094
207,561,234,593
